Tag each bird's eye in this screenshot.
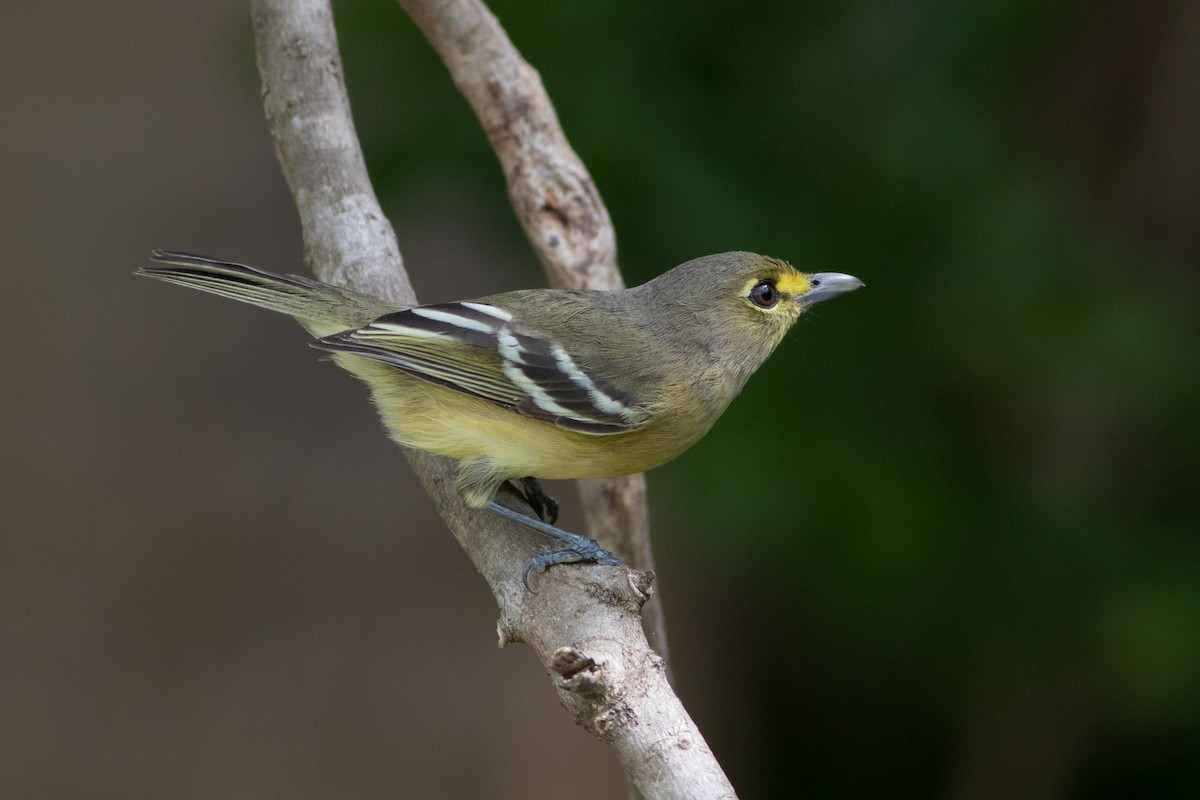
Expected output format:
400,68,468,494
749,280,779,309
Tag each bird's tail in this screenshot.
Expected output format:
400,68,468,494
138,250,394,335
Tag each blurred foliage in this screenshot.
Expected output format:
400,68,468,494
336,0,1200,795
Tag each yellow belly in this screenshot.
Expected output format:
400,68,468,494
336,355,698,506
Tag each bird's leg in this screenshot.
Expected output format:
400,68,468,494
487,501,621,590
503,476,559,523
518,476,559,524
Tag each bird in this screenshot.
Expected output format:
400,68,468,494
139,250,863,586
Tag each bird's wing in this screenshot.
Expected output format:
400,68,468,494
312,301,651,434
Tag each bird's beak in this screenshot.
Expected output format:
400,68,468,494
798,272,864,307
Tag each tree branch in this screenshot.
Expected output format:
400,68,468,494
249,1,731,796
396,0,617,289
396,0,670,671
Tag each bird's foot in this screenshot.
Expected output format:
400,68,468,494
487,501,621,590
522,543,622,591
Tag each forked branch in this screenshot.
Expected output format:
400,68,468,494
249,1,732,796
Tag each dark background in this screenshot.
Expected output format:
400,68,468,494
3,1,1198,797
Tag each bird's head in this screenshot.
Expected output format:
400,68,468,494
632,252,863,385
652,251,862,343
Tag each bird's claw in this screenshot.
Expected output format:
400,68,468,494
522,543,621,591
487,500,621,591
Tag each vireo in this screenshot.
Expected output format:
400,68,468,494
140,251,862,585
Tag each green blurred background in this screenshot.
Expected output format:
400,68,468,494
3,0,1198,797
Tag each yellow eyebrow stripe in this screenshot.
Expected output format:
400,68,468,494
775,271,812,297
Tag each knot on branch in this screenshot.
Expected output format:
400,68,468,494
578,567,655,613
627,568,655,601
551,646,636,738
552,646,598,681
